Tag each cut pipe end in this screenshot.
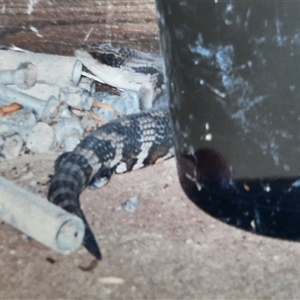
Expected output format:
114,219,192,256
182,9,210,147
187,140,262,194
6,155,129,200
15,62,37,89
72,60,83,86
56,218,85,252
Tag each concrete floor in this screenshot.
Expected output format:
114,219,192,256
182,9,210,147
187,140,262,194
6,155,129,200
1,153,300,299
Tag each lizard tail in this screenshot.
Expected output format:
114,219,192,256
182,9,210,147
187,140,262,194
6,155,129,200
48,153,102,260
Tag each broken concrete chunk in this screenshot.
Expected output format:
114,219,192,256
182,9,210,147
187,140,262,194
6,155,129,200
54,117,84,144
1,109,36,141
93,92,126,122
0,135,4,147
80,115,98,132
122,90,141,114
26,122,54,153
63,136,81,152
93,90,141,122
1,132,23,160
40,96,61,122
59,87,93,111
0,124,10,134
58,104,73,119
78,77,96,94
82,95,94,111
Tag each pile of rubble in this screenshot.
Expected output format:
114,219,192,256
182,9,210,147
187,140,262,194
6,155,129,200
0,47,141,160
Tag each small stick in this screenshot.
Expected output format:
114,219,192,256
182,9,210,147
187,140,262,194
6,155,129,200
0,102,22,116
92,101,122,117
0,177,85,254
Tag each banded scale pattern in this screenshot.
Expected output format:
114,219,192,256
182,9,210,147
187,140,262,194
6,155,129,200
75,44,165,110
48,105,174,260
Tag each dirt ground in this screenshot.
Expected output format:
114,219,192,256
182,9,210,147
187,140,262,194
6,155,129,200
1,153,300,299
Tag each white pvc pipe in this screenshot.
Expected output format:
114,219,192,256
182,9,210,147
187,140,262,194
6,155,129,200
0,177,85,254
0,84,46,116
0,50,82,87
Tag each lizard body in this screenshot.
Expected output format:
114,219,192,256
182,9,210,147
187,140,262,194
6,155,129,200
48,45,173,259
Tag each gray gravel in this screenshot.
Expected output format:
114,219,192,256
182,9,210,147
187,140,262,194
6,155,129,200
0,49,143,158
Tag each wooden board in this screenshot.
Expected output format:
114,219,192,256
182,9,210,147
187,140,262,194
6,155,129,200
0,0,159,55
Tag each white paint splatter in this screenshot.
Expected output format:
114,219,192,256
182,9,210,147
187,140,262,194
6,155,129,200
205,133,212,141
83,28,94,44
29,25,43,38
293,180,300,188
27,0,39,15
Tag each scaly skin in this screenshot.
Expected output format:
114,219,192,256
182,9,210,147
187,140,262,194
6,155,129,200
48,107,174,259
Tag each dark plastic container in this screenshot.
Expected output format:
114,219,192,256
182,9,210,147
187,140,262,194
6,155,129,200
156,1,300,240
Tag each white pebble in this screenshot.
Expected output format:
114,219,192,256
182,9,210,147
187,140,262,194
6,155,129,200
185,238,193,244
98,277,125,284
63,136,80,152
26,122,54,153
121,196,140,213
1,132,23,160
1,109,36,142
54,117,83,144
